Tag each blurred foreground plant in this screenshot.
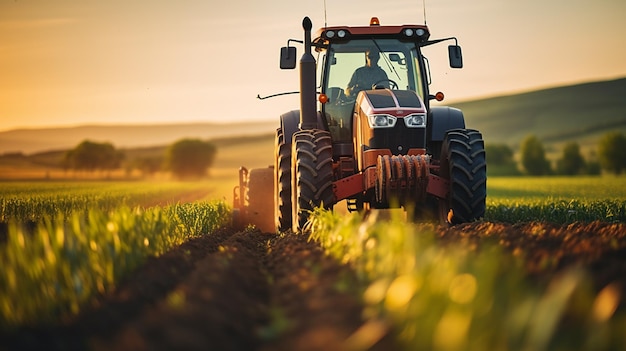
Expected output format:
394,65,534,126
306,208,626,351
0,201,229,326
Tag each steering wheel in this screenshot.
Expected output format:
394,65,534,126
372,79,398,90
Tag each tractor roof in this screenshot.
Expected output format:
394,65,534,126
314,17,430,44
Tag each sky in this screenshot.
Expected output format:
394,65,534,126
1,0,625,132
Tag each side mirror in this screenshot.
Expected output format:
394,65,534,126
448,45,463,69
280,46,297,69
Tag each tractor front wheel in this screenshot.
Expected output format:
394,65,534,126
438,129,487,225
291,129,334,232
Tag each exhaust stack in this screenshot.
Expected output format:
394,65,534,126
299,17,317,130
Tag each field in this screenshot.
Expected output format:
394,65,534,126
1,176,626,350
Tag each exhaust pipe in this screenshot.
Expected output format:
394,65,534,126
299,17,317,130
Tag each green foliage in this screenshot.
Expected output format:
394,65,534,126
307,209,626,351
598,132,626,174
64,140,124,172
0,182,229,326
134,156,164,176
520,135,551,175
0,201,230,326
486,143,514,165
584,160,602,175
165,139,217,179
485,143,520,176
556,142,586,175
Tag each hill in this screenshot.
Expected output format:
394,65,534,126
1,77,625,157
0,121,277,155
449,77,626,147
0,133,276,180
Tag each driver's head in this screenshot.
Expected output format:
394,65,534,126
365,49,380,66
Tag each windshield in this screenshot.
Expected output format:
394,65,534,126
321,39,425,143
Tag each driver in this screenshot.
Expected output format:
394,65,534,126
345,49,389,97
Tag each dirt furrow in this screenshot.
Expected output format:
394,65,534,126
3,227,388,351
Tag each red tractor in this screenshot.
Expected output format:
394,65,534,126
233,16,486,232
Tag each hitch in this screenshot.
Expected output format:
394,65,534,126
232,166,249,228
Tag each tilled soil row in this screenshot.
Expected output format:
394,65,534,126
3,227,390,351
437,221,626,297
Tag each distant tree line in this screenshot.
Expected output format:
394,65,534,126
63,141,124,173
63,138,217,179
487,131,626,176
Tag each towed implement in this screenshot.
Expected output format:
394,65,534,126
234,16,486,233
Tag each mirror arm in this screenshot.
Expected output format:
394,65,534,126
421,36,458,47
286,39,304,55
257,91,300,100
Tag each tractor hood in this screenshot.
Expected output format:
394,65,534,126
354,89,428,162
356,89,427,121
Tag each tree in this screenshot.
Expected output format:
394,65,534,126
520,135,551,175
556,142,586,175
135,156,164,177
485,143,520,176
165,139,217,179
486,143,514,165
598,132,626,174
64,140,124,172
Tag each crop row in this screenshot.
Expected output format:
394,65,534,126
0,201,230,326
306,209,626,351
0,181,213,222
486,176,626,223
486,199,626,223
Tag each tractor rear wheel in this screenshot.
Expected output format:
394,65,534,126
438,129,487,225
246,167,275,233
291,129,334,232
274,129,292,232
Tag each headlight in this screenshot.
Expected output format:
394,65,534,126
404,114,426,128
416,28,426,37
325,30,335,38
337,30,347,38
404,28,414,37
368,114,397,128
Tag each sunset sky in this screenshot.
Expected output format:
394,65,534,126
1,0,625,132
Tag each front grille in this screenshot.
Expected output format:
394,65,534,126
367,122,426,152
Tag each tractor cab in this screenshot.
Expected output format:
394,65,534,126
320,38,427,145
281,17,463,158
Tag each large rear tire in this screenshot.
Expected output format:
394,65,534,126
438,129,487,225
291,129,334,232
274,129,292,232
246,167,275,233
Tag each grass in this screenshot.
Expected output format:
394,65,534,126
488,176,626,202
0,181,222,222
486,176,626,223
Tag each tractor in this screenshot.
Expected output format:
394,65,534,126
233,16,486,233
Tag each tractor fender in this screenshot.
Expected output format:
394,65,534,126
429,106,466,141
279,109,326,144
280,110,300,145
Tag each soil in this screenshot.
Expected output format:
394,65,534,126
2,221,625,351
